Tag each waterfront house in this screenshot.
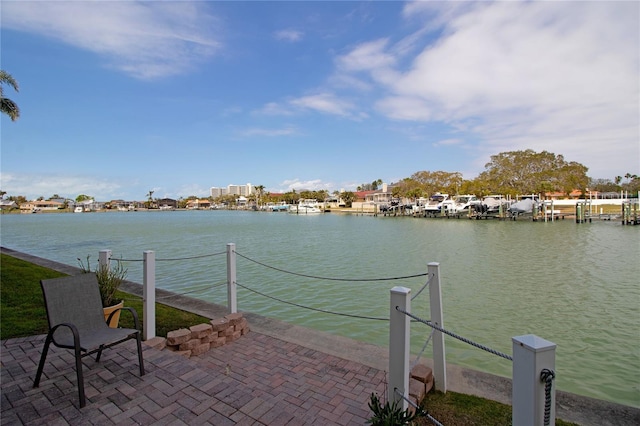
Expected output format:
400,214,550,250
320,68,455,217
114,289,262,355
19,200,64,212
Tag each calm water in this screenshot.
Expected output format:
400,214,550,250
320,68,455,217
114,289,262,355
1,210,638,407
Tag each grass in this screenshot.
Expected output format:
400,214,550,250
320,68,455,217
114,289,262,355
0,253,210,340
416,391,576,425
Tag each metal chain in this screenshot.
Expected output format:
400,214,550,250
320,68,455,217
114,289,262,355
540,368,556,426
235,251,429,282
396,306,513,361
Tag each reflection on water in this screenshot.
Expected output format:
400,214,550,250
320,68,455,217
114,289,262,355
1,210,638,407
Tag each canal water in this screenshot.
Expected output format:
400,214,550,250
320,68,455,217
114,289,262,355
1,210,638,407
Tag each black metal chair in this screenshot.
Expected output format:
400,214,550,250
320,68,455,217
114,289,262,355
33,273,145,407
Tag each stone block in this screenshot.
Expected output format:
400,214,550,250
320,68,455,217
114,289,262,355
224,327,234,337
167,328,191,346
191,343,211,357
227,330,242,342
190,323,213,339
411,364,433,384
143,336,167,350
225,312,243,325
200,334,217,344
241,326,250,336
210,337,226,348
409,378,426,403
179,339,201,351
210,318,230,332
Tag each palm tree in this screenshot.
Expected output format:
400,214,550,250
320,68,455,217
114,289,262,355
1,70,20,121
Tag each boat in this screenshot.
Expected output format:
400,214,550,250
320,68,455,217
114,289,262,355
423,193,449,213
74,206,84,213
264,202,289,212
476,195,512,215
289,199,322,214
508,196,540,217
441,194,480,214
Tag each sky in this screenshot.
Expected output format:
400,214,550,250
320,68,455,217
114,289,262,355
1,1,638,202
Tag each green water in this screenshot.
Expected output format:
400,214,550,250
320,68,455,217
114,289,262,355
1,210,638,407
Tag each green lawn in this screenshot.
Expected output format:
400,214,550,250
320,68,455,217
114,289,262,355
0,253,209,340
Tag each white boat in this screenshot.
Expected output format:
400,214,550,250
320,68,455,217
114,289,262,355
441,194,480,214
74,206,84,213
477,195,512,214
424,193,449,213
289,199,322,214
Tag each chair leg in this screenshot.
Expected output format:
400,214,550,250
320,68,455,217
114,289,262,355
33,333,53,388
73,337,86,408
135,332,145,376
96,345,104,362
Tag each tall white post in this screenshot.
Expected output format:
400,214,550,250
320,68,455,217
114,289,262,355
389,286,411,409
98,249,111,270
429,262,447,392
143,250,156,341
512,334,556,426
227,243,237,314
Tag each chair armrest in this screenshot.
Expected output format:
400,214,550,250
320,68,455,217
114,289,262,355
50,322,81,348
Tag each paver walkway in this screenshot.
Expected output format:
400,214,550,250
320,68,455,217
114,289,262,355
1,331,386,425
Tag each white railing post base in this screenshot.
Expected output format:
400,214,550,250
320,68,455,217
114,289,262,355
512,334,556,426
143,251,156,341
389,286,411,410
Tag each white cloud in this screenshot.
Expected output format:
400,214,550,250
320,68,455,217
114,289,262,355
274,29,303,42
240,126,298,137
339,1,639,178
2,1,221,79
0,172,123,201
277,179,334,192
289,93,354,117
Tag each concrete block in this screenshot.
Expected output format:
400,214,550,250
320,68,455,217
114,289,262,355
225,312,243,325
166,329,191,346
191,343,211,357
179,339,201,351
210,318,230,332
143,336,166,350
190,323,213,339
411,364,433,384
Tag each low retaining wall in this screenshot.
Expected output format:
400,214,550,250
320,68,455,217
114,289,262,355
143,312,249,358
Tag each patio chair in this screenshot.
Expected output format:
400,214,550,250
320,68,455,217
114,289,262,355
33,273,145,407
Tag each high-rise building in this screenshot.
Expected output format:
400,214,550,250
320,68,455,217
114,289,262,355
211,183,254,198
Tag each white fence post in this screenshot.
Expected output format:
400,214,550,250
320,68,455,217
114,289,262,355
227,243,237,314
98,249,111,270
512,334,556,426
143,250,156,341
428,262,447,392
389,286,411,409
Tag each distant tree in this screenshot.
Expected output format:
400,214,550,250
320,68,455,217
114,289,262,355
475,150,588,197
411,171,463,196
340,191,356,207
76,194,93,202
0,190,6,199
0,70,20,121
254,185,265,207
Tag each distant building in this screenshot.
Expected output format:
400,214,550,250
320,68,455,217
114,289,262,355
211,183,254,198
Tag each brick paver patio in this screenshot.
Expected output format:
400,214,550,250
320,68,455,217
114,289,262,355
1,331,386,425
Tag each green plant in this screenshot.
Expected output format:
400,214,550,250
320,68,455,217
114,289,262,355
367,392,420,426
77,255,127,307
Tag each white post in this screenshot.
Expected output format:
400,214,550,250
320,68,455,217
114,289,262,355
98,249,111,270
227,243,237,314
143,250,156,341
389,286,411,409
429,262,447,392
512,334,556,426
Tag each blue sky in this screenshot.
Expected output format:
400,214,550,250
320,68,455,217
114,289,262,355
1,1,638,201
